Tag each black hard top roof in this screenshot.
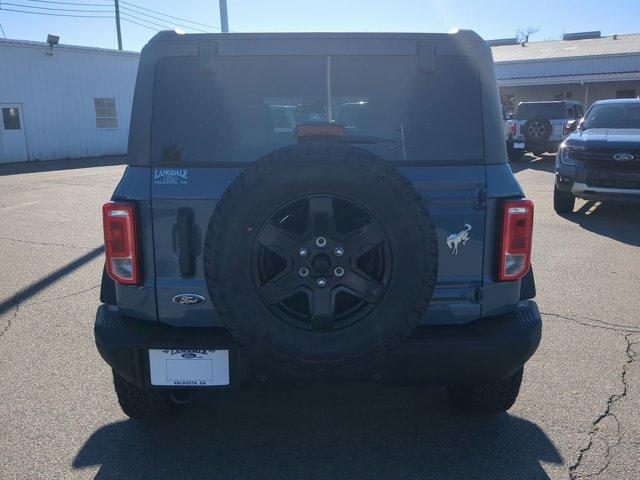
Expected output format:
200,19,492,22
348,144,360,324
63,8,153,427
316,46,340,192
149,30,485,43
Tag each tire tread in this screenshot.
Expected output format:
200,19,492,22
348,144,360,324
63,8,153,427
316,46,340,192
448,367,524,413
112,370,175,420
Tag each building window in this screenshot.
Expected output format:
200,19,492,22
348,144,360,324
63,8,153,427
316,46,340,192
94,98,118,128
616,89,636,99
2,107,21,130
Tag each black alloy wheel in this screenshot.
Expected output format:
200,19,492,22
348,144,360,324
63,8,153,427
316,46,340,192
252,195,391,331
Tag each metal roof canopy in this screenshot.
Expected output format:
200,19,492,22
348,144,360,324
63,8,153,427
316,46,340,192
491,33,640,63
0,37,139,57
497,71,640,87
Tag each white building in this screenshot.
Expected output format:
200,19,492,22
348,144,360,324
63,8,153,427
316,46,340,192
2,32,640,163
0,38,138,163
491,32,640,114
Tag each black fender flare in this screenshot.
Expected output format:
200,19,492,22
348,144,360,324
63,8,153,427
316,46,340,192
519,266,536,301
100,264,117,305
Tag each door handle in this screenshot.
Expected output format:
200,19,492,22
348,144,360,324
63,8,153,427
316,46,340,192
172,207,200,277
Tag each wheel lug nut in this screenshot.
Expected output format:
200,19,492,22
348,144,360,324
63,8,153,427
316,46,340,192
315,237,327,248
299,248,308,258
334,267,344,277
334,247,344,257
299,267,309,277
317,278,327,287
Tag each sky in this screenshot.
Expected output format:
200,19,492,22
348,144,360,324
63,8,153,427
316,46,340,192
0,0,639,52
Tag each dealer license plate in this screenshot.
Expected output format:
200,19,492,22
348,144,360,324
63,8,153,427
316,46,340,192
149,349,230,386
514,142,525,149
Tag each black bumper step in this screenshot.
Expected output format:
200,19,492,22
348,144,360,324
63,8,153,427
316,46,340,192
95,301,542,388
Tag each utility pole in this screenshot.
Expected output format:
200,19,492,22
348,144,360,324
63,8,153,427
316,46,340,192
219,0,229,33
114,0,123,50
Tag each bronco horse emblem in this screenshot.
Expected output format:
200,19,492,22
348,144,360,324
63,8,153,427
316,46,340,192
446,224,472,255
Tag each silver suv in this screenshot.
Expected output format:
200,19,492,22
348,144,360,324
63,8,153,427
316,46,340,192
507,100,583,162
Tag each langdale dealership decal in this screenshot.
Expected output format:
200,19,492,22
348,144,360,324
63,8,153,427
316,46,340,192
153,169,188,185
160,349,216,358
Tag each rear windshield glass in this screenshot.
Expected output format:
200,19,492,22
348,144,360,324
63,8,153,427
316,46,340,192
151,54,483,164
515,103,564,120
582,103,640,129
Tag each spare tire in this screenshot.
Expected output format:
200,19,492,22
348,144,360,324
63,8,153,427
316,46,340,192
204,142,438,370
523,115,552,146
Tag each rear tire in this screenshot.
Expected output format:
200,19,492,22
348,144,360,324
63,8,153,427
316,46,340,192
447,367,523,414
112,370,177,420
553,187,575,214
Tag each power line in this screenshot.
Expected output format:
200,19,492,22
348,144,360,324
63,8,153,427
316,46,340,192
19,0,113,6
2,2,113,12
120,0,221,30
0,1,229,49
120,6,208,33
120,16,159,32
120,12,173,31
0,7,112,17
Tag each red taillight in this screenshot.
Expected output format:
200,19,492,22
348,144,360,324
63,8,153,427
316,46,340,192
102,202,139,285
509,122,516,135
498,199,534,282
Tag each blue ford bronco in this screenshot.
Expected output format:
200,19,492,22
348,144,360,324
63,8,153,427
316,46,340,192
554,98,640,213
96,30,540,419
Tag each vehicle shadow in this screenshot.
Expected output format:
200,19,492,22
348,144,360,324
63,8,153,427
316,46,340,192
0,246,104,315
563,201,640,247
73,384,561,479
510,154,556,174
0,155,125,176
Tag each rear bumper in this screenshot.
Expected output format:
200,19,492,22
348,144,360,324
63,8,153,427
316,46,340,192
511,138,561,153
95,301,542,388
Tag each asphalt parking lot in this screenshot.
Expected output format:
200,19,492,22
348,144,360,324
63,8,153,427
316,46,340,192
0,155,639,480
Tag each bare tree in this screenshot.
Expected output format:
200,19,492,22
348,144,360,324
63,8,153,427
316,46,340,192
516,26,540,43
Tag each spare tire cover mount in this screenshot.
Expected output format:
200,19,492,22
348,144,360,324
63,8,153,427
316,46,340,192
204,143,438,368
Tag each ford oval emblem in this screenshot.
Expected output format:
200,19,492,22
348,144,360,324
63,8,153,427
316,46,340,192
613,152,634,162
172,294,206,306
181,352,197,359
